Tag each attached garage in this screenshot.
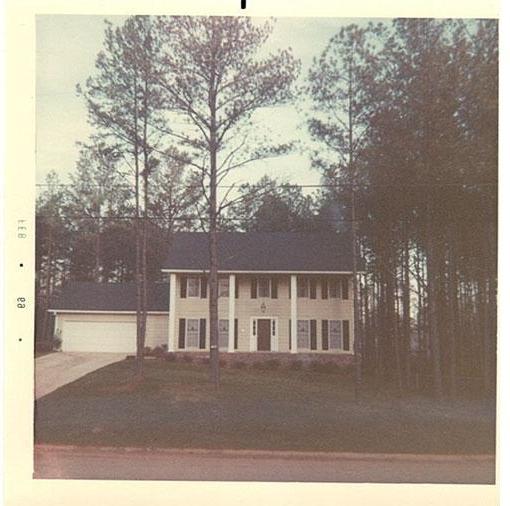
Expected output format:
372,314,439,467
50,282,170,354
61,319,137,353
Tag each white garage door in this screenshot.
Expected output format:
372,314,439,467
62,320,137,353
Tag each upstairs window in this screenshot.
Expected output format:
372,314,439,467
327,277,349,299
328,279,341,298
258,277,270,298
187,277,200,298
297,277,317,299
297,277,309,298
251,277,278,299
218,277,229,297
180,275,208,298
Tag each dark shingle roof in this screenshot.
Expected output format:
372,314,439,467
50,282,169,312
163,231,354,272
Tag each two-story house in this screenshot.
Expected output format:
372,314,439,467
49,232,356,360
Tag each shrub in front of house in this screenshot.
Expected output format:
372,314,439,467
309,361,340,374
232,361,247,369
35,335,61,353
35,339,52,353
52,329,62,351
163,352,176,362
182,354,193,363
288,360,304,371
151,345,166,358
252,359,281,370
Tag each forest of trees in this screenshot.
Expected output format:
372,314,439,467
36,17,497,397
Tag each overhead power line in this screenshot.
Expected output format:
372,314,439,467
36,214,361,223
35,181,497,189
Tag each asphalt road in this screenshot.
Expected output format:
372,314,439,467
33,446,495,484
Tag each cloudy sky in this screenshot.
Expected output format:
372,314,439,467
36,15,376,188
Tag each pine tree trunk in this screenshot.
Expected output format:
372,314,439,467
209,92,220,388
402,228,411,390
133,74,143,379
484,220,497,395
389,265,402,396
415,251,424,391
447,238,458,398
139,172,149,378
209,154,220,388
347,59,362,400
362,272,370,370
426,206,443,399
375,272,385,382
138,77,150,379
351,187,362,400
94,199,101,283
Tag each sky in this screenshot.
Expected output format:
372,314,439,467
36,15,375,189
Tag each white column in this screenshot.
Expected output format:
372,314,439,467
168,273,177,352
228,274,236,353
290,274,298,354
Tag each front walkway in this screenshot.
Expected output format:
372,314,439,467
35,352,126,399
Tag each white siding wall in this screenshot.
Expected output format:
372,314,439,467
173,274,354,354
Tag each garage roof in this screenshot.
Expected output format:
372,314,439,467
50,282,169,312
163,231,354,272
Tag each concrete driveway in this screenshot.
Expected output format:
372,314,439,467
35,352,126,399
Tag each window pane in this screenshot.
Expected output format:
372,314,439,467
219,319,229,348
219,277,229,297
329,279,340,298
258,278,270,297
297,320,310,349
297,277,309,298
330,320,342,349
186,319,199,348
187,277,200,297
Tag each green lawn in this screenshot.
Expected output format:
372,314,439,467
34,359,496,454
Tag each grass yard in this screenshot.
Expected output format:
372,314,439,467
34,359,496,454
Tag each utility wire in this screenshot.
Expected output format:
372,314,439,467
37,214,361,223
35,181,497,189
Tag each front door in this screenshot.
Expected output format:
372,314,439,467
257,319,271,351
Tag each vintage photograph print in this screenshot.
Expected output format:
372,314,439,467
34,15,497,483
